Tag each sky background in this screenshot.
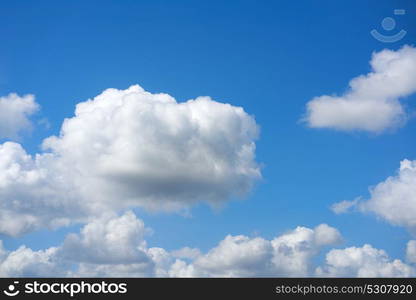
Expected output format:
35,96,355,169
0,0,416,269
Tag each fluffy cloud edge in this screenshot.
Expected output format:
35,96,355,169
0,93,39,140
331,159,416,234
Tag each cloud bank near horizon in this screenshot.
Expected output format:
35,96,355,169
0,212,413,278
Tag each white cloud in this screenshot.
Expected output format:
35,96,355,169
0,142,89,236
67,222,340,277
189,235,273,277
0,85,261,236
313,223,343,246
42,85,260,211
0,214,342,277
330,198,359,214
269,224,342,276
170,224,342,277
316,244,414,277
0,213,412,278
333,159,416,234
406,240,416,264
63,213,173,277
0,212,157,277
0,244,65,277
0,93,39,140
59,211,150,265
303,45,416,133
361,159,416,233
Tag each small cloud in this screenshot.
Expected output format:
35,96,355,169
303,45,416,133
0,84,261,236
330,198,360,214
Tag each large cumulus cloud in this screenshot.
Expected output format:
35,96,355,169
0,85,261,236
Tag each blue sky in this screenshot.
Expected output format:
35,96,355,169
0,0,416,277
